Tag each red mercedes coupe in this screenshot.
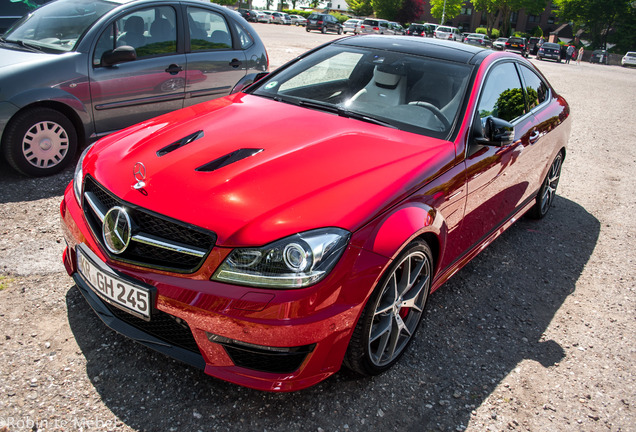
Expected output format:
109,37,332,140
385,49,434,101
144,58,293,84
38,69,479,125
60,36,571,391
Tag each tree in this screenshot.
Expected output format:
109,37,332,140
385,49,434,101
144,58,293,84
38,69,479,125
431,0,463,24
372,0,403,20
347,0,375,16
396,0,425,23
471,0,546,37
555,0,631,49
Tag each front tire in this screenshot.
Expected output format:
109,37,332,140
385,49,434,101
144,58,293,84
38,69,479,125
2,107,78,177
344,241,433,376
529,152,563,219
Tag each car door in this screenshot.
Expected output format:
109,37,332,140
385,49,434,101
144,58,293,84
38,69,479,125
89,5,186,136
183,5,247,108
461,61,537,248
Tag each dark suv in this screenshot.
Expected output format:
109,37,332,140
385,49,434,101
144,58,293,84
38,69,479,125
505,37,528,57
528,37,542,55
406,23,435,37
306,13,342,34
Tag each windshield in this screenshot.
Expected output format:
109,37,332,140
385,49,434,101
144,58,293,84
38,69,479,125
251,45,472,139
3,0,120,52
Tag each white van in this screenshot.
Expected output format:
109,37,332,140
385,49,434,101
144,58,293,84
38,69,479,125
434,26,461,41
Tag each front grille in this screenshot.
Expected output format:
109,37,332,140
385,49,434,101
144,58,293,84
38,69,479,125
105,303,201,354
83,176,216,272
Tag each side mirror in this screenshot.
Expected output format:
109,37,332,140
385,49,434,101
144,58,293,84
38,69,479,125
101,45,137,67
230,72,270,94
473,115,514,146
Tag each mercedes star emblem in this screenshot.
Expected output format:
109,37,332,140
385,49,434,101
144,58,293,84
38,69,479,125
102,206,132,254
133,162,146,190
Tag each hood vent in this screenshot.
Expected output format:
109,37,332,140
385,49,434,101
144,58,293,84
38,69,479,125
157,130,204,157
196,148,264,172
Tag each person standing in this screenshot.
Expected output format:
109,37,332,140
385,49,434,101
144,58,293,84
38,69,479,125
566,45,575,64
577,46,584,65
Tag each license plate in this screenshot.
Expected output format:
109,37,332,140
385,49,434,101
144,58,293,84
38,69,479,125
511,44,518,47
77,246,151,319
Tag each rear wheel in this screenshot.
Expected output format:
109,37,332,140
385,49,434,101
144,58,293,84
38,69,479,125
2,107,78,177
528,152,563,219
306,27,310,32
344,240,433,376
337,27,342,35
321,26,326,34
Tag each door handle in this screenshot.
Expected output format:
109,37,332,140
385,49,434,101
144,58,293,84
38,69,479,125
165,64,183,75
229,58,242,68
529,130,540,143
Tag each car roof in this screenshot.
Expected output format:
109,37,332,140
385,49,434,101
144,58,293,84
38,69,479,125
336,35,491,64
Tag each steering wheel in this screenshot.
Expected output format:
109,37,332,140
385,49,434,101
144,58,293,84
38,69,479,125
408,101,451,130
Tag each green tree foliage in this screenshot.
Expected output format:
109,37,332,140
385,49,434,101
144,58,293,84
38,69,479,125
396,0,425,24
494,87,526,122
347,0,374,16
608,3,636,52
372,0,403,20
555,0,632,49
431,0,464,23
471,0,547,37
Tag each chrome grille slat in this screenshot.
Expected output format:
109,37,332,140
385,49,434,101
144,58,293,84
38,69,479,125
82,177,216,272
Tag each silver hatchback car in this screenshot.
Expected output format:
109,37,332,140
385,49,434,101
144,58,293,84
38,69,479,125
0,0,268,176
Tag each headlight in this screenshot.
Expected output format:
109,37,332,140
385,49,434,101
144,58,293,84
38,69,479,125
73,144,94,206
212,228,351,289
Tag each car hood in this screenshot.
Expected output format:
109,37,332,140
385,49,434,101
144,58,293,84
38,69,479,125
0,46,57,70
86,94,456,246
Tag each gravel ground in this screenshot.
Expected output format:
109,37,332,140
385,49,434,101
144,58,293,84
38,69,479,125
0,25,635,432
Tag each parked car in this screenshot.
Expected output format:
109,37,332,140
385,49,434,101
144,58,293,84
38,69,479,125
237,8,257,22
358,18,392,35
493,37,508,50
528,37,542,55
622,51,636,67
590,49,609,64
289,14,307,26
405,23,434,37
271,12,291,25
464,33,492,48
306,13,342,34
255,11,271,23
388,22,405,35
0,0,53,34
504,37,528,57
0,0,268,177
343,18,361,34
536,42,562,62
434,25,461,41
461,32,471,42
62,35,570,392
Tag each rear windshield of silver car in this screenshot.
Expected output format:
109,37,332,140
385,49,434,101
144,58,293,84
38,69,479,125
251,45,472,140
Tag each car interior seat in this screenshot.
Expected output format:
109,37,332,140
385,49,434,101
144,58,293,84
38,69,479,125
117,16,146,49
149,18,173,44
348,63,407,106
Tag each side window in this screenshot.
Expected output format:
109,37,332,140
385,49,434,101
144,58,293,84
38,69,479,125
187,7,232,50
232,22,254,49
476,62,526,123
93,6,176,66
519,65,549,110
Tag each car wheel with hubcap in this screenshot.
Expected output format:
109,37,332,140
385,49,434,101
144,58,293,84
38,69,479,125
344,240,433,375
2,107,78,177
321,26,326,34
529,152,563,219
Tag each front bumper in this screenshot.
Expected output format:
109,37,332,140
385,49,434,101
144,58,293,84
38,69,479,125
60,182,389,391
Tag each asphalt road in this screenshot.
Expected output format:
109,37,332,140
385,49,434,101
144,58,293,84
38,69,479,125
0,24,634,432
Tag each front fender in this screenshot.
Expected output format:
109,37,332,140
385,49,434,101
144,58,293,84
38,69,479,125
353,202,446,260
8,87,93,141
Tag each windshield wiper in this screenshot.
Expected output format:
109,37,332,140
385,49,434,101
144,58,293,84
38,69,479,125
3,39,42,52
297,99,397,129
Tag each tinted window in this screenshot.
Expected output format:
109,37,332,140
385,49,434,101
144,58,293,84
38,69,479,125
187,7,232,50
519,65,549,110
477,62,525,122
94,6,176,66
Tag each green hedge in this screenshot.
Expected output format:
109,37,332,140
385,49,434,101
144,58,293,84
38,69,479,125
475,27,500,38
